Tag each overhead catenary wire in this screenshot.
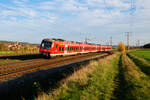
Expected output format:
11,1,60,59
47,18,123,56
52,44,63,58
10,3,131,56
103,0,113,18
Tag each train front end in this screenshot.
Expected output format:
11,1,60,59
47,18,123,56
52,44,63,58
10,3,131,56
40,39,53,57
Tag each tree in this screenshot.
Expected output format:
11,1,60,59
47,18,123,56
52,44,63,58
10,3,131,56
24,44,31,50
118,42,126,52
0,43,9,51
0,43,4,50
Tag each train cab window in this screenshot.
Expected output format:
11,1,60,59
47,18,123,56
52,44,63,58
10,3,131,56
41,41,52,50
56,45,58,48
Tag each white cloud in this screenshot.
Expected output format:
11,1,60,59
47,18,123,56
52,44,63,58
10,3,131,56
0,0,149,45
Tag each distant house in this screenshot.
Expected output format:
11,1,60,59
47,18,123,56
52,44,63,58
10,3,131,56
8,42,23,50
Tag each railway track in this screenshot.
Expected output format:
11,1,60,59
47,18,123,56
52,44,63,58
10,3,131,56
0,52,108,82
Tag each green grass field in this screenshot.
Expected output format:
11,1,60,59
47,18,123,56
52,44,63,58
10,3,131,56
129,50,150,62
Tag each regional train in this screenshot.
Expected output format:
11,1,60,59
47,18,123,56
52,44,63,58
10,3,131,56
40,38,112,57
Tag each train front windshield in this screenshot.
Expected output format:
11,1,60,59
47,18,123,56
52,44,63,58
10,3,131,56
41,41,52,50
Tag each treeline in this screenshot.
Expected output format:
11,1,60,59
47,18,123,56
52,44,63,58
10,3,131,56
143,43,150,48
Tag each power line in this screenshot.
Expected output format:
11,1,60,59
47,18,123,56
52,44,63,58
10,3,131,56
130,0,136,24
103,0,113,18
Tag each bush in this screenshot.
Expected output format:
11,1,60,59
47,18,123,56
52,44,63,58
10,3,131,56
118,42,126,52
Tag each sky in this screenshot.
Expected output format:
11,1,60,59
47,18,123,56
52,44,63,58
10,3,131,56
0,0,149,45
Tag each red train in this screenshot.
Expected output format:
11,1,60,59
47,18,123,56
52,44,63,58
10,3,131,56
40,38,112,57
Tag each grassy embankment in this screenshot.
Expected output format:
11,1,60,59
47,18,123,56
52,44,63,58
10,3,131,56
119,54,150,100
0,59,20,64
37,53,120,100
0,50,39,63
127,50,150,76
0,50,39,55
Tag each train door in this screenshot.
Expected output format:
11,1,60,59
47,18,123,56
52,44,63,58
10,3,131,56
64,44,68,54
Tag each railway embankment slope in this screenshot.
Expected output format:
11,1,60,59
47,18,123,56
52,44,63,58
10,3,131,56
0,52,108,100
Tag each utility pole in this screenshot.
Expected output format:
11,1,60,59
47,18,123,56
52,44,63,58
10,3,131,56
110,36,112,46
84,36,88,44
84,35,90,44
126,32,130,50
137,40,140,48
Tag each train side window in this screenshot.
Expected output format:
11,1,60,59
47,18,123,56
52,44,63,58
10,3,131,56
63,47,65,51
59,47,61,51
56,45,58,48
62,47,64,51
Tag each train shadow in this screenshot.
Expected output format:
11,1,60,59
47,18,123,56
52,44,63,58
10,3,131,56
0,54,43,60
0,54,107,100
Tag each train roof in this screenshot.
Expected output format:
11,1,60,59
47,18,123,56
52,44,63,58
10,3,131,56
42,38,111,46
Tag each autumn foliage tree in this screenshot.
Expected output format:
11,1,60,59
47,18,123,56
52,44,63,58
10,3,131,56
118,42,126,52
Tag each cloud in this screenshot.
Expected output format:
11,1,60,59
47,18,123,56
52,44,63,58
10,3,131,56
0,0,149,45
